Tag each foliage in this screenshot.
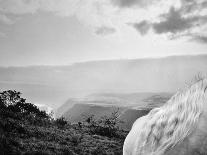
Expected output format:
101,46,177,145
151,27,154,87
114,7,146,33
0,90,127,155
70,133,83,146
0,90,49,121
54,117,68,128
85,109,124,138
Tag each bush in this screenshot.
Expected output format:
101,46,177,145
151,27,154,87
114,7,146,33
0,134,20,155
85,109,123,138
70,134,83,146
23,150,50,155
91,144,107,155
54,117,68,128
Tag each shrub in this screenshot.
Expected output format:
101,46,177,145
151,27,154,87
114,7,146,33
91,144,107,155
54,117,68,128
23,150,50,155
85,109,123,138
70,134,83,146
0,134,20,155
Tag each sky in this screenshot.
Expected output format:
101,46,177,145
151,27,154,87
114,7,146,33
0,0,207,66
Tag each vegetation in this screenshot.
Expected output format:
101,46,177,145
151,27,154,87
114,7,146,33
84,109,124,138
0,90,128,155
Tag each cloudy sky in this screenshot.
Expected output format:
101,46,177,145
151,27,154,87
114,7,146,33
0,0,207,66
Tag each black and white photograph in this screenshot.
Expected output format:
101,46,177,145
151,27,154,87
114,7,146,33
0,0,207,154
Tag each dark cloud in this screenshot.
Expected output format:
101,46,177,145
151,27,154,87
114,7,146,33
112,0,139,7
152,7,199,34
130,7,198,35
131,21,151,35
202,1,207,7
0,14,14,25
181,0,207,15
130,0,207,43
191,35,207,44
111,0,154,8
95,26,116,36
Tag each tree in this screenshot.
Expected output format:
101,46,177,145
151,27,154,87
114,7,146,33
0,90,21,107
0,90,49,120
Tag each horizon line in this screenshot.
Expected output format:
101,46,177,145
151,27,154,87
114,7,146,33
1,53,207,68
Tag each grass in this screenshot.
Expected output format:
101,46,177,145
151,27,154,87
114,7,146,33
0,121,127,155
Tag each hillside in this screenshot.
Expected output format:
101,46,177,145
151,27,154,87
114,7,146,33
0,55,207,109
56,92,172,117
63,104,124,123
58,93,171,130
0,90,127,155
119,109,150,130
